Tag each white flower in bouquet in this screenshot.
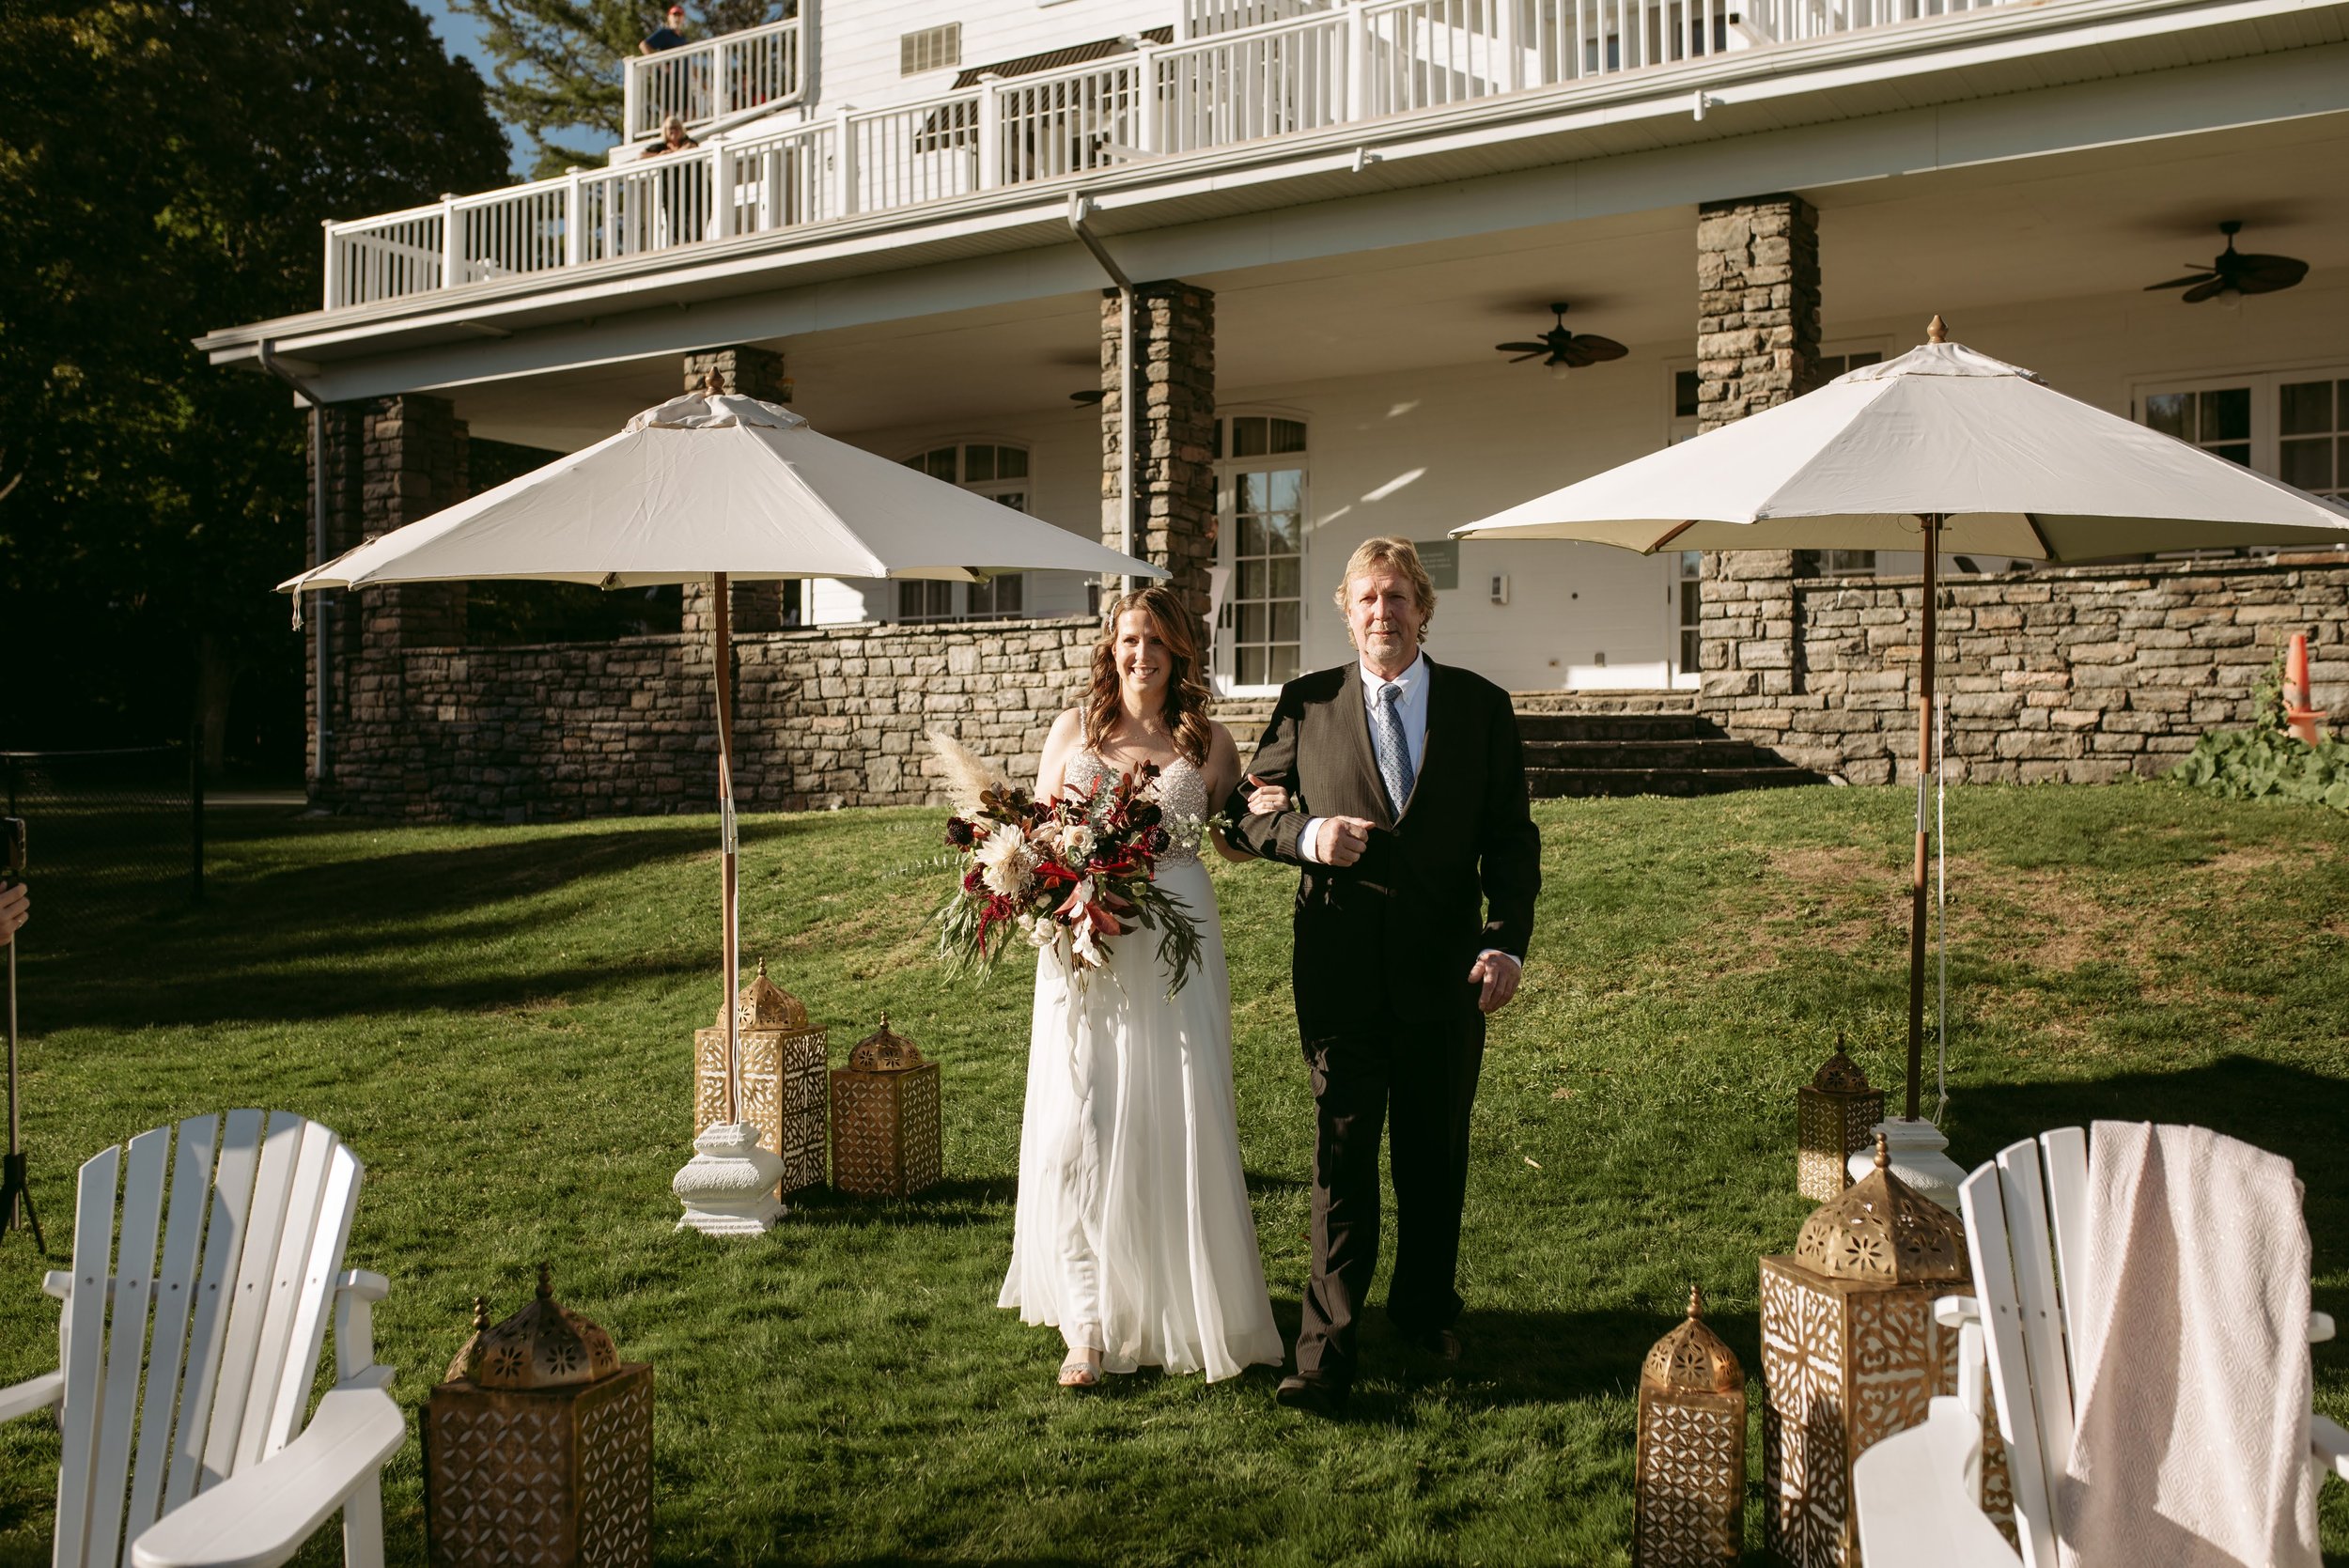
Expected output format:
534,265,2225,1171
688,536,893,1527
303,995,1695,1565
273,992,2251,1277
973,827,1034,897
1018,911,1057,949
1055,822,1097,863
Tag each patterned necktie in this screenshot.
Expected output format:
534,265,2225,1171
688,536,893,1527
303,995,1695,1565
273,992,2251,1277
1372,681,1415,815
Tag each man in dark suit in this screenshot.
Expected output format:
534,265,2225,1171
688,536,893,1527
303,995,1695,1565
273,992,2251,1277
1224,536,1541,1415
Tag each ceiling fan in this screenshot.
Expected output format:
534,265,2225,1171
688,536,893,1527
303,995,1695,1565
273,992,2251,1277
1497,303,1628,374
1069,389,1106,406
2144,221,2309,304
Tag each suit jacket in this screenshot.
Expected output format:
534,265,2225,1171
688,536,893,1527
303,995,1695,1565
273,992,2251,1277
1224,656,1541,1039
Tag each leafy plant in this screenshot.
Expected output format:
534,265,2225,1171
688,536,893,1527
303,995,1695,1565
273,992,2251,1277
2170,652,2349,811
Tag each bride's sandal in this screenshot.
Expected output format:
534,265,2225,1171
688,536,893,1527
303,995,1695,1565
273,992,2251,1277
1057,1349,1103,1389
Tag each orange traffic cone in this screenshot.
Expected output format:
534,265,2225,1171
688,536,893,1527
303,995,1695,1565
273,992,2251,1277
2283,631,2325,747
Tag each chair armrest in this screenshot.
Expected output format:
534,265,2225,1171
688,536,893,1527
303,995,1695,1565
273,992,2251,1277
0,1370,64,1423
336,1269,390,1304
2313,1414,2349,1483
2310,1312,2334,1344
42,1269,71,1302
128,1374,403,1568
1854,1397,2025,1568
1935,1295,1981,1329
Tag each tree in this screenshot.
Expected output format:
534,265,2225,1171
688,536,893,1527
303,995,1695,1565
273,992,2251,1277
0,0,508,766
455,0,783,178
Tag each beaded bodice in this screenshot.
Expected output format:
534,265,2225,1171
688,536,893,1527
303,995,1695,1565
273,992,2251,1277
1068,752,1208,866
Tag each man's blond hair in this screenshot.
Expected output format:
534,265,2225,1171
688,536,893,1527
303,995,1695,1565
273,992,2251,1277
1333,536,1439,635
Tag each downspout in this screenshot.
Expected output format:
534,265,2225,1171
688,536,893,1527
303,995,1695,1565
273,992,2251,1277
256,341,333,786
1067,194,1139,590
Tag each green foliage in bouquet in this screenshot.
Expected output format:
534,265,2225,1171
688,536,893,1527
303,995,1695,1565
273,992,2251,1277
2169,653,2349,812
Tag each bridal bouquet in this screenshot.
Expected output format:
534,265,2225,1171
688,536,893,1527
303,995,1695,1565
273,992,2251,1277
928,731,1210,995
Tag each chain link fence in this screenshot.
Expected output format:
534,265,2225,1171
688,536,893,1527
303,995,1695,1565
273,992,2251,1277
2,746,201,947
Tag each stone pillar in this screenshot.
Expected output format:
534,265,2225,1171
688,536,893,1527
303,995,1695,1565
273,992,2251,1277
1695,194,1820,711
1100,282,1216,617
357,396,470,650
682,347,788,634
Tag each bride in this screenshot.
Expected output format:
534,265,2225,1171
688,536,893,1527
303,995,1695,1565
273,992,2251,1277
998,584,1284,1389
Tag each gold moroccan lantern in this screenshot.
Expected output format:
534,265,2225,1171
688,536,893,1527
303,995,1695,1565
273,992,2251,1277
830,1013,941,1198
1633,1285,1747,1568
1760,1136,1992,1568
424,1265,654,1568
1797,1039,1885,1202
695,958,828,1196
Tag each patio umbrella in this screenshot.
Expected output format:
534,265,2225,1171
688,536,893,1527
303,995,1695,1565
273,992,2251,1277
282,380,1161,1149
1453,319,2349,1135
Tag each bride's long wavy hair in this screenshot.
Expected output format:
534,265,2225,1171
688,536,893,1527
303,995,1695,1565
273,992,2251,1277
1084,584,1215,768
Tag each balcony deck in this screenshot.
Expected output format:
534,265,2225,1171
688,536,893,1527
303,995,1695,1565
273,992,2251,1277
324,0,2061,313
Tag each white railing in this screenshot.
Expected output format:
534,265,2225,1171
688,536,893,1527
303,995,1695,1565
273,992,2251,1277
1183,0,1335,39
624,16,804,140
325,0,2026,309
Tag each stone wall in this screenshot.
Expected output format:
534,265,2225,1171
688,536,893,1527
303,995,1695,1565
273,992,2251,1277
331,616,1097,820
1703,552,2349,784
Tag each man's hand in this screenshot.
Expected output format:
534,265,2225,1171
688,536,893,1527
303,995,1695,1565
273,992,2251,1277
0,882,25,945
1469,951,1521,1014
1315,816,1376,867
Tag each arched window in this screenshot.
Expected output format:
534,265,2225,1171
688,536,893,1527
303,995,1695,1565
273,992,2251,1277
1212,413,1307,692
898,442,1032,622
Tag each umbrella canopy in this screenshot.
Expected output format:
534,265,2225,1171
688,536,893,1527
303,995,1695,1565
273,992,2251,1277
1454,335,2349,556
1454,323,2349,1130
281,389,1162,593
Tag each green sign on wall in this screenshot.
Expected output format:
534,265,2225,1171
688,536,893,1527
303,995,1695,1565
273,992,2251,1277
1416,538,1461,591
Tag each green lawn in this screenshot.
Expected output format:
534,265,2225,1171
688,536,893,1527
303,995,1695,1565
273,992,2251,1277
4,784,2348,1565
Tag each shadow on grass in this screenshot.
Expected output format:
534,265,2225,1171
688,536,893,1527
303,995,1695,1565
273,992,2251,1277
790,1177,1019,1230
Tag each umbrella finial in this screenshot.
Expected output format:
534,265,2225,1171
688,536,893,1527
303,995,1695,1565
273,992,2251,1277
1926,315,1949,344
701,367,725,399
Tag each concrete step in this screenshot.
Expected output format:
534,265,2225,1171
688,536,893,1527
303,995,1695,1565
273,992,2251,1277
1516,713,1715,743
1526,766,1824,799
1521,737,1772,771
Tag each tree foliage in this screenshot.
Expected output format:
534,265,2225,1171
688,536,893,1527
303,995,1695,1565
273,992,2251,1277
0,0,507,763
454,0,784,178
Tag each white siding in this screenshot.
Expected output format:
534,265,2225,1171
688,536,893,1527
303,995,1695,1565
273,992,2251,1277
811,0,1175,116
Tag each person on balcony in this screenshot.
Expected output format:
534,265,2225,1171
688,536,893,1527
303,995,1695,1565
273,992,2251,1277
640,4,688,54
638,115,705,251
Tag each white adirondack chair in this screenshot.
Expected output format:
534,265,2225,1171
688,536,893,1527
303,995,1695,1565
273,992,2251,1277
0,1110,405,1568
1853,1126,2349,1566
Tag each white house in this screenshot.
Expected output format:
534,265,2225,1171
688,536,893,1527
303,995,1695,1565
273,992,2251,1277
200,0,2349,810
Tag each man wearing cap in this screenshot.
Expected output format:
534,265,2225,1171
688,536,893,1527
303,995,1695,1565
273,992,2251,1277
640,5,688,54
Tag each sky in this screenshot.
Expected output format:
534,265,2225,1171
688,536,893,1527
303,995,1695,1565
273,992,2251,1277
410,0,599,179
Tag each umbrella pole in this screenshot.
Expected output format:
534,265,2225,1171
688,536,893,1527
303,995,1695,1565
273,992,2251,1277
1905,516,1940,1121
714,571,740,1127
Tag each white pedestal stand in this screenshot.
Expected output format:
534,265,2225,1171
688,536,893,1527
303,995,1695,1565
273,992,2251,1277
1849,1118,1966,1213
674,1121,785,1235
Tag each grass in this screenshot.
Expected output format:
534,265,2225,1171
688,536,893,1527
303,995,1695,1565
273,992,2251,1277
3,783,2348,1565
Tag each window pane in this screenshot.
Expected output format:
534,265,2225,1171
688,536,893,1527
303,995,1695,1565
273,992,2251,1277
997,445,1028,479
1265,470,1301,514
1269,418,1307,454
993,575,1023,613
1238,512,1268,555
1847,350,1882,369
1237,560,1265,600
1265,511,1300,554
1270,557,1300,598
1233,417,1268,458
2200,388,2250,442
2280,439,2332,492
1271,602,1299,641
1815,355,1845,380
2144,393,2191,440
1673,369,1700,420
1238,471,1271,513
1679,550,1703,581
1238,603,1266,643
1271,644,1300,681
2211,442,2251,468
963,444,996,482
992,490,1027,512
2280,380,2334,438
926,447,957,479
1237,646,1265,686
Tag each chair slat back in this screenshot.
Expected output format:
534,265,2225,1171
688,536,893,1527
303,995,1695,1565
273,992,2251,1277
2036,1126,2091,1370
45,1111,358,1568
1959,1146,2059,1568
1998,1137,2077,1498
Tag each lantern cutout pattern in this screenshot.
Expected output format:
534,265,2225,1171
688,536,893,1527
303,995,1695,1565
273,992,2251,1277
1634,1286,1748,1568
695,958,829,1195
830,1013,941,1198
425,1265,654,1568
1797,1041,1886,1202
1761,1136,1999,1568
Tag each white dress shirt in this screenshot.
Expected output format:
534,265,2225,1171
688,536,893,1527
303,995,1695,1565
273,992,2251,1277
1292,653,1519,974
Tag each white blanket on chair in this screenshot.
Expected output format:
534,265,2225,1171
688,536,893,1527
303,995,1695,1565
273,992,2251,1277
2059,1121,2318,1568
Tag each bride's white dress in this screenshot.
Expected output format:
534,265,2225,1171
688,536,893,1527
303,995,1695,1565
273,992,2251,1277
998,753,1283,1381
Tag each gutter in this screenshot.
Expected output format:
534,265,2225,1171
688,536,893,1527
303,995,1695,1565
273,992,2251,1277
255,341,334,788
1067,194,1140,592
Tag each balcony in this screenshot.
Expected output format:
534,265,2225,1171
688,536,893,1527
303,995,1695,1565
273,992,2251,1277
623,15,805,141
324,0,2029,312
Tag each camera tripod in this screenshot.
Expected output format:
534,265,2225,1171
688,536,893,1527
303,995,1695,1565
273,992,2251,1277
2,935,38,1250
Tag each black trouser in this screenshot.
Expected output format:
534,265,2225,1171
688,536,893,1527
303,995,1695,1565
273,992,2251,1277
1292,1008,1485,1386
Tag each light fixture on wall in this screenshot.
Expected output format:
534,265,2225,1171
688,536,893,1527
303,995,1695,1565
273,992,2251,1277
2144,221,2308,306
1497,303,1628,375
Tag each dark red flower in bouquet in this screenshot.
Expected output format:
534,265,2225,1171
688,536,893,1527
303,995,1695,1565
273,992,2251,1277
1143,826,1171,856
1128,800,1162,830
945,816,977,846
